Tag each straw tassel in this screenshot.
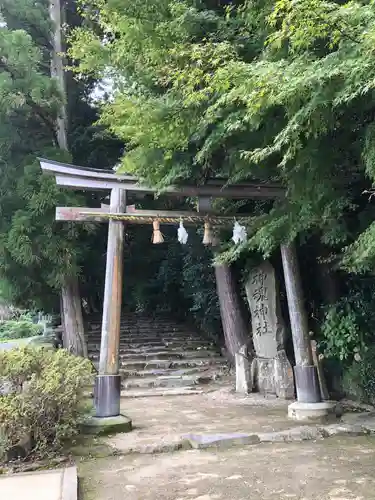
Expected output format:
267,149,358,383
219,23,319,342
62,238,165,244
203,221,214,245
152,219,164,244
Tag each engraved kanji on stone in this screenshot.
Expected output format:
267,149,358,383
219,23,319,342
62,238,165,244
252,286,268,303
255,322,263,336
252,270,267,287
254,303,268,321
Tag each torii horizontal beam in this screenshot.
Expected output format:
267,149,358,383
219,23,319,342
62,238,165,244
39,158,284,199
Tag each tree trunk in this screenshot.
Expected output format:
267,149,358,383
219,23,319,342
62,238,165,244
281,241,321,403
50,0,87,356
49,0,67,149
214,263,249,362
61,277,87,357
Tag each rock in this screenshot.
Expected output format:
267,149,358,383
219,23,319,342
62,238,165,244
253,358,275,395
184,432,260,450
245,261,295,399
235,345,252,394
4,434,33,462
245,261,286,359
274,350,295,399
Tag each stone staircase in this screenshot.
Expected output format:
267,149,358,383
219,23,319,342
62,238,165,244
86,314,228,393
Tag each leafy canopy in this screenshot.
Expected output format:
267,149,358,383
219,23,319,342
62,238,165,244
68,0,375,269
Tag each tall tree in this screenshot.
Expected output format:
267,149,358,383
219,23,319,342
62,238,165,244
49,0,87,356
0,0,94,350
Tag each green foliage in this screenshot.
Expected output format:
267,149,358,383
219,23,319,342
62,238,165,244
319,279,375,362
0,319,43,340
320,303,367,363
0,0,123,311
342,346,375,404
0,348,93,460
67,0,375,271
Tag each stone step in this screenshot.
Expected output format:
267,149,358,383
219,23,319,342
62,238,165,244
88,350,219,362
116,345,216,355
87,323,191,330
118,366,213,378
87,340,214,350
120,387,204,398
90,358,225,372
86,314,223,390
87,332,199,339
118,357,224,371
122,375,198,389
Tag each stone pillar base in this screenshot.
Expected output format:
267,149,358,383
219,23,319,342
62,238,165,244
251,351,295,399
288,401,341,423
94,374,121,417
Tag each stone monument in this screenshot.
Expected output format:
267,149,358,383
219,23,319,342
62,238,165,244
235,344,252,394
245,260,295,399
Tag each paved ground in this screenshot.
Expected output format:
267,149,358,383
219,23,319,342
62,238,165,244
75,387,375,499
79,436,375,499
0,467,76,500
4,388,375,500
109,387,293,452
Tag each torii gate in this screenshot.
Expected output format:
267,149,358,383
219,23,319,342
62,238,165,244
39,158,322,422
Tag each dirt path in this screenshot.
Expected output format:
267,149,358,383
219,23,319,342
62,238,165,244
79,435,375,499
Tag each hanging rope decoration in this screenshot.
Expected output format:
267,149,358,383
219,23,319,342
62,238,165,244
177,219,188,244
82,211,250,226
152,219,164,244
232,220,247,244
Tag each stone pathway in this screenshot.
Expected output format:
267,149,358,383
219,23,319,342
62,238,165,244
79,436,375,499
109,387,294,453
0,467,77,500
75,386,375,499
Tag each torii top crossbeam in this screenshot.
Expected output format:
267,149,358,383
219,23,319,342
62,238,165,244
39,158,284,199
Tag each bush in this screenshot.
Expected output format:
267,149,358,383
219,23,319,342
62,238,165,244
0,320,43,341
0,347,93,460
319,292,371,364
342,346,375,404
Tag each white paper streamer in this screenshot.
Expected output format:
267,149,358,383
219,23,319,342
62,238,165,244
232,221,247,244
178,220,188,244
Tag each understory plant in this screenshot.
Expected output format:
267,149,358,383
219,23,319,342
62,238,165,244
0,319,43,341
320,283,375,402
0,347,93,461
320,302,367,363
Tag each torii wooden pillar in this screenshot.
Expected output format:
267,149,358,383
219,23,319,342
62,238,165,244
39,157,320,419
96,188,126,416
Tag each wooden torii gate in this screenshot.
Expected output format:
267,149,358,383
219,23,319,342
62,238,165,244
39,158,321,420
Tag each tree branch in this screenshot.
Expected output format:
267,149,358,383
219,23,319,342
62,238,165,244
0,58,58,144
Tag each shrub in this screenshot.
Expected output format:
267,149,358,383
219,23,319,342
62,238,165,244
0,347,93,460
319,294,370,363
342,346,375,404
0,320,43,341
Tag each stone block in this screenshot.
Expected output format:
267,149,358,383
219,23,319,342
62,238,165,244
253,358,276,395
235,345,252,394
274,350,295,399
245,261,286,359
184,432,260,450
288,401,339,423
81,414,132,436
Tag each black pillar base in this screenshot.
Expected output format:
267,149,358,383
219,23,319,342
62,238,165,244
94,374,121,417
294,365,321,403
